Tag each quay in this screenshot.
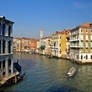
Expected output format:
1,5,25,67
37,52,92,65
0,72,19,86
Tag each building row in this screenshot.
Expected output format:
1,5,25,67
37,23,92,63
13,37,37,53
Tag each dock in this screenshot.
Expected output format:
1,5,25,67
0,72,19,86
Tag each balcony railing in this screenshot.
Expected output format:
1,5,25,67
70,38,79,41
70,45,80,48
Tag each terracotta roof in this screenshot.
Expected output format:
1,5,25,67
47,36,52,38
80,23,92,27
14,37,37,41
56,31,62,34
61,29,69,35
70,23,92,31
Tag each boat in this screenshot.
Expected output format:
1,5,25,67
14,60,25,80
48,55,53,58
67,67,76,77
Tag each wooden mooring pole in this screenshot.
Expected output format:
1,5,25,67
14,73,17,84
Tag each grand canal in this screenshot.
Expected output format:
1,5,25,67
1,53,92,92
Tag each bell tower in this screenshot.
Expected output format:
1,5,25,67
40,29,43,39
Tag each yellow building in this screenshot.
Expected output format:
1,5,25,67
61,30,69,57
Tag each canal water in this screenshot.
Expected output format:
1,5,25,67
1,53,92,92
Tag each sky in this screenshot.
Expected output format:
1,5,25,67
0,0,92,38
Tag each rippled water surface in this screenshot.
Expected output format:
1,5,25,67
1,53,92,92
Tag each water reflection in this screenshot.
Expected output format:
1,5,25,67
1,53,92,92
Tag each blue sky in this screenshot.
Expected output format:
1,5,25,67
0,0,92,38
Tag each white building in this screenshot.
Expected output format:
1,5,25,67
0,16,17,84
51,31,62,57
70,23,92,63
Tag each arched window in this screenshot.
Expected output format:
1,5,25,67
0,41,1,54
8,41,11,53
3,40,5,53
2,24,5,36
0,23,1,35
8,59,11,66
8,26,11,36
86,55,88,59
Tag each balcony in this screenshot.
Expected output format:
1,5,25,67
70,45,80,48
70,38,79,42
0,53,13,56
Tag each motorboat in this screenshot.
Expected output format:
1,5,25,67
48,55,53,58
67,67,76,77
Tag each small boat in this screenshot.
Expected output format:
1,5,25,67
67,67,76,77
48,55,53,58
14,60,26,80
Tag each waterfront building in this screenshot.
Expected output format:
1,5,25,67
70,23,92,63
51,31,62,57
44,36,52,55
61,30,69,57
13,38,21,52
36,39,40,53
39,37,47,54
51,30,69,58
38,35,52,55
13,37,37,52
46,36,52,55
0,16,17,84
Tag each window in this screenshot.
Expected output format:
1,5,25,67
3,60,5,68
91,55,92,59
81,30,82,32
81,55,83,59
81,35,83,39
81,48,83,53
60,51,61,54
86,55,88,59
0,23,1,35
3,40,5,53
91,35,92,40
91,42,92,47
86,42,88,47
81,42,83,47
8,59,11,66
8,41,11,53
86,35,88,40
0,61,1,70
54,42,56,47
2,24,5,36
85,49,88,53
0,41,1,54
8,26,11,36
